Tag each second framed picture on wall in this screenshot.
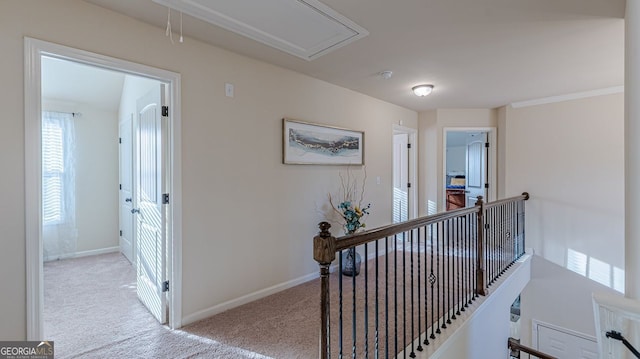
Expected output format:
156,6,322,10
283,118,364,165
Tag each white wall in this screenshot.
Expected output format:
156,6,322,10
119,75,158,125
520,255,620,348
42,99,119,257
446,146,466,174
0,0,417,338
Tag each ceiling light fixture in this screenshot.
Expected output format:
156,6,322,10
412,84,434,97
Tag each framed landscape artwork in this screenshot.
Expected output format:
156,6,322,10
283,118,364,165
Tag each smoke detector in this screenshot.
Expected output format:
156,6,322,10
380,70,393,80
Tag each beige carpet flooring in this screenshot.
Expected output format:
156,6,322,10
44,253,270,358
187,239,477,358
44,241,481,358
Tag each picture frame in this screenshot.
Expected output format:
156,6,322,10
283,118,364,165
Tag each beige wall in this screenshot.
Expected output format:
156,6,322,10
503,93,624,281
497,106,507,199
418,110,438,216
503,93,624,345
0,0,417,338
417,109,497,215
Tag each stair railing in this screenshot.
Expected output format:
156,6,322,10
313,193,529,359
508,337,557,359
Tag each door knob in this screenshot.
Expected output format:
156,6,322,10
125,198,132,202
131,208,140,214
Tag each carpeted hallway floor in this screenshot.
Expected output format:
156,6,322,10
44,242,482,358
44,252,272,358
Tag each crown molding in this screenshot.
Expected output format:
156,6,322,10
510,86,624,108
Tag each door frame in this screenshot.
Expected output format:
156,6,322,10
24,37,183,339
393,125,418,220
119,114,136,265
442,127,497,211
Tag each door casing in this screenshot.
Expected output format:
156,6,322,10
393,125,417,221
24,37,183,339
442,127,497,212
465,132,488,207
119,115,135,264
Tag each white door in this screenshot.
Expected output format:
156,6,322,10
134,85,168,324
119,115,135,264
465,132,487,207
537,324,598,358
393,133,409,223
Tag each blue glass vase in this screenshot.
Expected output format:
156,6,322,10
342,248,361,276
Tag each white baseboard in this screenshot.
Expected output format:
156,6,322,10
182,270,320,326
44,246,120,262
182,248,393,326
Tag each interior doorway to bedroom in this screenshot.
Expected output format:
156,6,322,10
25,38,182,346
39,55,170,356
443,127,497,212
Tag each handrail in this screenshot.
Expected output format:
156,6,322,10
606,331,640,358
334,205,478,252
508,337,557,359
333,192,528,252
484,192,529,210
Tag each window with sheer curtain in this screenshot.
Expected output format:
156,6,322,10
42,111,77,260
42,116,64,224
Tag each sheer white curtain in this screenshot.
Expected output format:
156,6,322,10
42,111,77,261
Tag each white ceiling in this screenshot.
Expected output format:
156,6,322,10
446,131,479,147
42,57,125,112
84,0,625,112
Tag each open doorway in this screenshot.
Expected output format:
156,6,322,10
40,56,172,353
392,125,417,223
40,57,126,261
25,38,183,342
40,54,167,354
443,128,497,212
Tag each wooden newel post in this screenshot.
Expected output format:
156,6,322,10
475,196,488,296
314,221,336,359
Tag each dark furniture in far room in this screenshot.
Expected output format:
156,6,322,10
446,189,465,210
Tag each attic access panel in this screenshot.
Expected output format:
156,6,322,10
152,0,369,60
